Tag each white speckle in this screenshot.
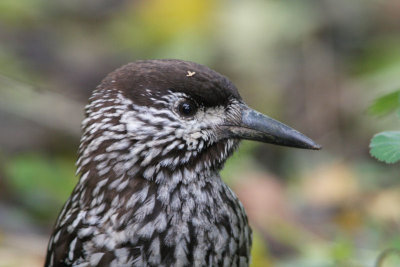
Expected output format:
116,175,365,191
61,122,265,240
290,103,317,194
141,148,162,166
90,252,104,265
186,71,196,77
80,157,91,167
148,237,161,264
80,171,90,183
174,239,189,265
190,132,202,139
143,166,155,179
97,166,111,177
108,176,123,189
162,140,181,156
155,171,164,183
171,170,182,187
92,178,108,196
114,248,129,263
112,162,125,176
154,212,167,232
157,184,170,203
53,230,61,243
94,153,107,161
96,192,105,205
116,178,129,192
78,227,94,238
94,203,106,214
127,185,149,208
111,195,120,207
93,233,106,247
68,238,77,260
106,140,130,152
68,211,86,232
159,157,174,168
170,192,181,210
50,253,54,266
137,221,155,238
134,195,155,220
175,129,184,138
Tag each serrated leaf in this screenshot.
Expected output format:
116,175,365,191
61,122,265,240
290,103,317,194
369,90,400,116
370,131,400,164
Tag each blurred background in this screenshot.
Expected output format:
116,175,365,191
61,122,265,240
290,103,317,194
0,0,400,266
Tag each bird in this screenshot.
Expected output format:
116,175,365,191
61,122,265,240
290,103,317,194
44,59,320,267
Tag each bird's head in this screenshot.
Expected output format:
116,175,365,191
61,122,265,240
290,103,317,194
77,59,320,184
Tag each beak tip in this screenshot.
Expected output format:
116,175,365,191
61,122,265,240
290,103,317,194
298,136,322,150
290,133,321,150
310,143,322,150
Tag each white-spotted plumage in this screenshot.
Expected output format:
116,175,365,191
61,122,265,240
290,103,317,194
45,60,252,267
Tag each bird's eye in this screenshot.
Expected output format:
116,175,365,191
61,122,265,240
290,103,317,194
177,99,197,117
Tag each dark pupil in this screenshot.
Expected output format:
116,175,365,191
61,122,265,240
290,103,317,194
181,103,192,115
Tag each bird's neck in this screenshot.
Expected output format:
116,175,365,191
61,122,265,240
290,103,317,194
72,157,235,230
67,138,247,251
74,140,231,209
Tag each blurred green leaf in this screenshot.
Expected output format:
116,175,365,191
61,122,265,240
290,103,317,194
376,249,400,267
353,37,400,76
250,230,272,267
4,153,76,221
370,131,400,164
107,0,214,55
368,90,400,116
330,238,353,262
0,0,45,25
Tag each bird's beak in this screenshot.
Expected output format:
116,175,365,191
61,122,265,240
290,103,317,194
223,104,321,150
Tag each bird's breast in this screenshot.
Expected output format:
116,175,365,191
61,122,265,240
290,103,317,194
47,172,252,266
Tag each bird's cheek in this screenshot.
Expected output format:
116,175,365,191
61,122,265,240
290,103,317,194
183,132,202,150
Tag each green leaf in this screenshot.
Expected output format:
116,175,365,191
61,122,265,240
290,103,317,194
376,248,400,267
369,90,400,116
4,153,77,221
370,131,400,164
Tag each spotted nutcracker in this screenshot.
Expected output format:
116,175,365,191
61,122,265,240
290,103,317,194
45,59,320,267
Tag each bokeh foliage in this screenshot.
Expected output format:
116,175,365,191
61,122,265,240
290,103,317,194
369,90,400,164
0,0,400,266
